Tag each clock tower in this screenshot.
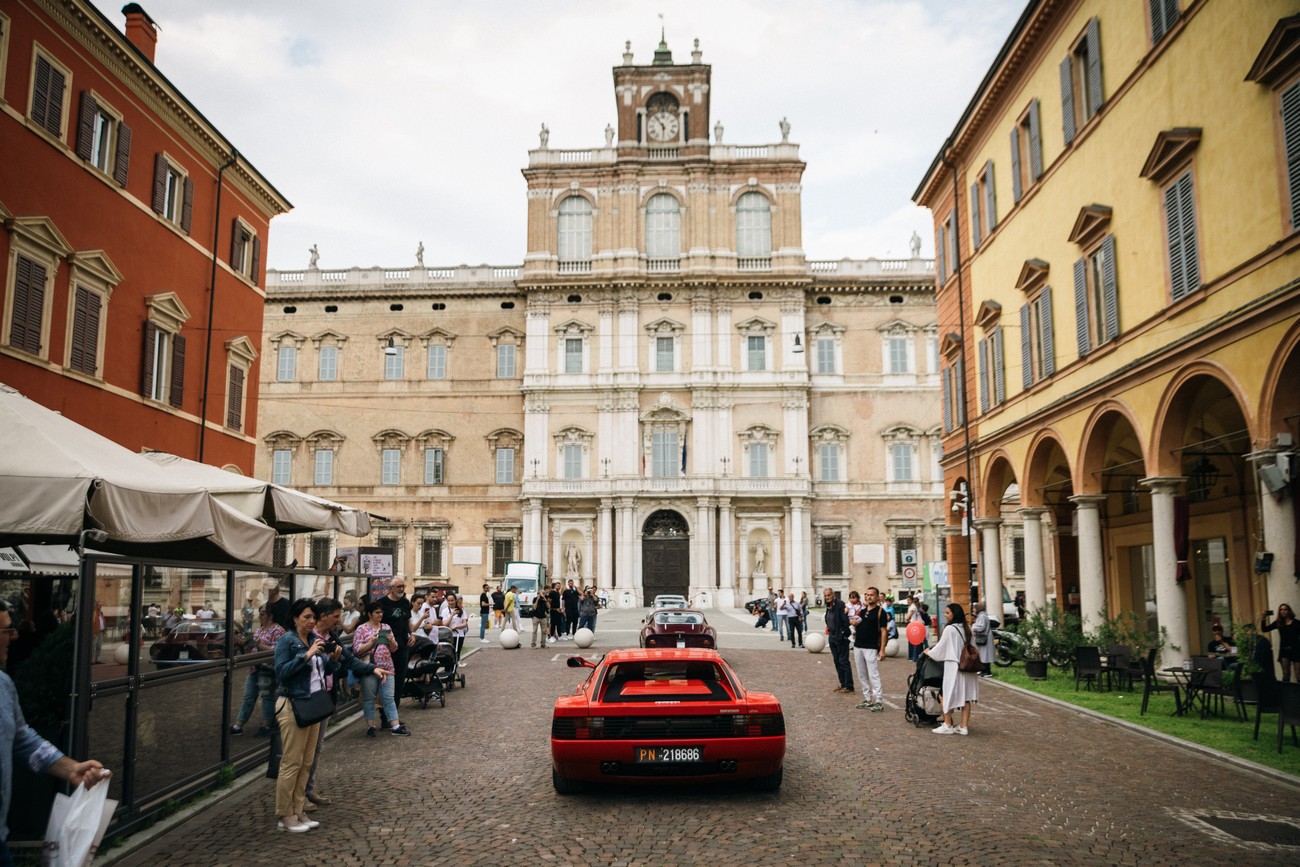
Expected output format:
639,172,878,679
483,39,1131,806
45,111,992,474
613,34,711,153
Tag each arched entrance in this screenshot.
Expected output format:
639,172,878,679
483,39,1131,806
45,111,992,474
642,510,690,605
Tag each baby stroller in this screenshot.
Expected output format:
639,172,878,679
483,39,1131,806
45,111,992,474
405,634,449,708
428,625,466,694
905,654,945,727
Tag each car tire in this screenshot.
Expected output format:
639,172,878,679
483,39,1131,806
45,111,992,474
753,767,783,792
552,768,583,795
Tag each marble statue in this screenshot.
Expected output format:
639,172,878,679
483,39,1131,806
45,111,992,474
752,541,768,576
779,117,790,142
539,123,549,149
714,120,724,143
910,231,922,258
415,241,425,267
308,244,319,268
566,542,581,579
605,124,615,146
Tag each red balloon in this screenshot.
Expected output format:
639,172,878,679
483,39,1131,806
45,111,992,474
905,620,926,646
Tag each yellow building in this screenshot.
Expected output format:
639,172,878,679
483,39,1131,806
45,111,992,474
915,0,1300,666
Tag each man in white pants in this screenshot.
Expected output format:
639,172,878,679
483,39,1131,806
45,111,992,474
850,586,889,711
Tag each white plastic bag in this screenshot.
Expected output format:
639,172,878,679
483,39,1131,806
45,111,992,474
42,773,116,867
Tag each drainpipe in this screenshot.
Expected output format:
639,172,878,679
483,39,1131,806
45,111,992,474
940,142,981,605
199,149,239,463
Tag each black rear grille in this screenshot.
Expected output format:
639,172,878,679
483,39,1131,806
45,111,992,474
604,715,735,739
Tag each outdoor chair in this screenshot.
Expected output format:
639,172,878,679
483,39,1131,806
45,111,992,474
1074,646,1103,692
1190,656,1227,718
1251,676,1282,739
1104,644,1134,692
1139,647,1181,715
1277,683,1300,753
1234,675,1258,723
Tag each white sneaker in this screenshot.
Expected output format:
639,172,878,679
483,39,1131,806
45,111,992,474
932,724,955,735
956,726,969,736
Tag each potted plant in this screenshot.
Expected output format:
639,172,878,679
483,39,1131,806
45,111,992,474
1018,606,1081,679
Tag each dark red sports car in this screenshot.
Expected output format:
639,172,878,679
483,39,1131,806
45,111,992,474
550,648,785,793
639,609,717,649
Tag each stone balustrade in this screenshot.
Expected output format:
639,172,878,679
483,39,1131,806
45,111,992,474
525,142,801,167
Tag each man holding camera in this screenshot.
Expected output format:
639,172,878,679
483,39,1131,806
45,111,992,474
303,597,386,809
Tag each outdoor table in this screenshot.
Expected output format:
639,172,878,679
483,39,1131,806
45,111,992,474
1101,650,1132,691
1162,666,1203,716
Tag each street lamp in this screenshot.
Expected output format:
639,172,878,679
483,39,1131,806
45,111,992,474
792,334,804,354
383,336,398,357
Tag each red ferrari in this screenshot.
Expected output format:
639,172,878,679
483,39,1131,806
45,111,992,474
550,648,785,793
639,608,717,649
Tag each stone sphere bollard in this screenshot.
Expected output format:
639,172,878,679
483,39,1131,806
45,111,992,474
573,627,595,648
804,632,827,653
885,637,902,658
499,628,520,649
112,642,132,665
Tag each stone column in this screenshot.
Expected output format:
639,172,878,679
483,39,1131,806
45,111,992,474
717,498,736,608
1070,495,1108,633
1142,477,1189,668
598,499,614,591
524,499,544,562
973,519,1004,624
1019,508,1049,613
1250,450,1297,669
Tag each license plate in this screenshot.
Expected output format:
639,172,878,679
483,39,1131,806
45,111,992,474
635,746,702,763
676,637,686,648
179,650,190,659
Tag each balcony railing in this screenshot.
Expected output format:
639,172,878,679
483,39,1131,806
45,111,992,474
737,257,771,271
646,258,680,272
557,260,592,274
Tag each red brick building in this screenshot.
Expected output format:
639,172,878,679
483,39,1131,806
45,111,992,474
0,1,290,472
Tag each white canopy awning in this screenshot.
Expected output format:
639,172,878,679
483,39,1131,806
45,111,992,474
0,383,275,565
139,451,371,536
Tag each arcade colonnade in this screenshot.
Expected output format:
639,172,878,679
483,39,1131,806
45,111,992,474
953,331,1300,669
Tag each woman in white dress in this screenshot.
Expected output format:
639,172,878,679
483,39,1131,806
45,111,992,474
923,602,979,735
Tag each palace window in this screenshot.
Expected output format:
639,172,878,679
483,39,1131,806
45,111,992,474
272,449,292,485
314,448,333,485
425,448,444,485
319,345,338,381
277,345,296,382
29,50,69,140
76,91,131,185
645,193,681,263
495,447,515,484
427,344,446,379
381,448,401,485
152,154,194,233
735,191,772,266
558,196,592,267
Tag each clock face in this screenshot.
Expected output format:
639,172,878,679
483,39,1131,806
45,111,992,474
647,109,679,142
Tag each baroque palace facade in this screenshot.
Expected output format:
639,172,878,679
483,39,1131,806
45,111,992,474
915,0,1300,667
258,38,940,607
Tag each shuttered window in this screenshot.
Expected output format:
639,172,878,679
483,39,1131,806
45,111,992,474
942,367,953,433
226,364,244,429
1283,80,1300,231
382,448,401,485
1164,172,1200,301
970,181,983,247
230,219,260,283
1020,288,1055,390
983,162,997,232
69,285,101,375
645,194,681,260
1073,234,1120,358
736,192,772,259
892,443,915,482
819,442,840,482
495,447,515,484
152,155,194,233
30,54,67,138
315,449,333,485
953,357,966,424
1149,0,1180,44
141,321,185,406
9,255,47,356
563,444,583,479
425,448,444,484
319,345,338,381
749,443,769,478
1012,99,1044,204
427,344,446,379
1061,18,1103,145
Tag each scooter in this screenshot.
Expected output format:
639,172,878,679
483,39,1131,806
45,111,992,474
992,628,1070,668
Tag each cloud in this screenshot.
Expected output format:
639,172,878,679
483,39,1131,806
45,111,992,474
104,0,1022,269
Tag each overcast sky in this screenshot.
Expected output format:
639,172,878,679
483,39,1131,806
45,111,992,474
100,0,1024,271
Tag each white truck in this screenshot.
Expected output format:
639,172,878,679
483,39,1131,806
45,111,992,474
503,561,547,617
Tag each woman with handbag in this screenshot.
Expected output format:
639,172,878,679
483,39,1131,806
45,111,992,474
923,602,980,735
273,598,338,832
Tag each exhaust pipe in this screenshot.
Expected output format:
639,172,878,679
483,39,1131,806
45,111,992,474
601,762,619,774
719,759,737,772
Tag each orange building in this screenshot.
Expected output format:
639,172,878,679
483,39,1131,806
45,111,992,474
0,1,290,472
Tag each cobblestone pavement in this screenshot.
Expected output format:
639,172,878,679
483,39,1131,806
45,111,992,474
113,609,1300,867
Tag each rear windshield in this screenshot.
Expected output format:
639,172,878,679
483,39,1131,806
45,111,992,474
600,660,732,703
654,612,703,626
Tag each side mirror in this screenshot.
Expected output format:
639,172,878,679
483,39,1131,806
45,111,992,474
566,656,596,669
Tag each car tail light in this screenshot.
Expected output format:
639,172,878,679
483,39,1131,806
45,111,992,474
553,716,605,740
731,713,785,736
